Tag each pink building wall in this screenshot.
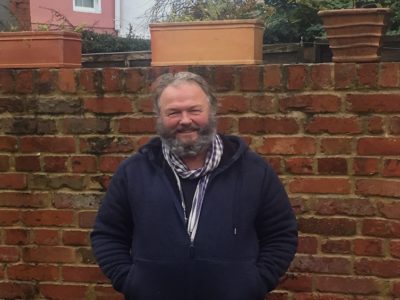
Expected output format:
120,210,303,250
30,0,116,33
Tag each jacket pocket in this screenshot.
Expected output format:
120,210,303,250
193,259,267,300
122,258,188,300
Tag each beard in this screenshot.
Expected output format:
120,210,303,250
157,114,217,158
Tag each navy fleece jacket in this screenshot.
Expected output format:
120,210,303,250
91,135,298,300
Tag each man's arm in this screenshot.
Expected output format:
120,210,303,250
91,170,134,292
256,167,298,292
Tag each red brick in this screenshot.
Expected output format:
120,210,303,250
294,294,351,300
62,230,90,246
99,156,125,173
250,95,275,114
0,209,20,225
0,282,36,299
263,156,281,174
355,258,400,278
0,173,27,189
390,116,400,134
117,117,156,134
315,275,380,294
362,218,400,238
43,156,68,172
79,69,97,92
213,66,234,91
389,240,400,258
71,155,97,173
0,155,9,171
20,136,75,153
95,285,124,300
0,192,51,208
240,65,262,91
218,95,249,113
57,69,76,93
310,64,333,89
5,228,29,245
84,97,133,114
347,93,400,113
60,117,109,134
22,210,75,227
103,68,123,92
291,255,351,274
15,155,41,172
239,117,299,134
91,175,112,190
0,69,15,93
136,96,153,113
356,179,400,198
257,137,316,155
62,266,108,283
53,192,102,209
297,236,318,254
383,159,400,177
285,157,314,175
8,264,59,281
15,70,34,94
264,64,282,90
23,246,76,263
79,211,97,228
40,284,88,300
289,178,351,194
357,63,378,87
125,68,144,92
278,274,312,292
379,62,399,88
353,157,379,176
315,198,375,217
358,138,400,156
287,65,306,90
378,201,400,220
334,63,357,89
266,292,289,300
393,281,400,297
80,137,136,154
280,94,340,113
354,238,384,256
0,246,20,262
321,239,351,254
306,117,361,134
298,217,356,236
0,136,18,151
318,157,347,175
366,116,384,134
32,229,59,245
320,138,352,155
217,117,237,134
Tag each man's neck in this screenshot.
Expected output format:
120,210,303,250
182,152,207,170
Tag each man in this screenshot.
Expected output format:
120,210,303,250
91,72,298,300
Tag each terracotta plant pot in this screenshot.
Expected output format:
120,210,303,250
149,19,264,66
0,31,82,69
318,8,391,62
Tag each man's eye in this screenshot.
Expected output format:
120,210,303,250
168,112,179,117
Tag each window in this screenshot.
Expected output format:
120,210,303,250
73,0,101,13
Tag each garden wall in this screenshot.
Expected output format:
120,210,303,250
0,63,400,300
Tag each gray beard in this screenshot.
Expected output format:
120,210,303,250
157,115,217,158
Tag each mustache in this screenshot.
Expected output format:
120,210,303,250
173,124,200,134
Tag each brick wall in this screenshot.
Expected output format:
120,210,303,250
0,63,399,299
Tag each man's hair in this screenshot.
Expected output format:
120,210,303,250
151,72,217,115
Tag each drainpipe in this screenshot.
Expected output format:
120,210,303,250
115,0,121,34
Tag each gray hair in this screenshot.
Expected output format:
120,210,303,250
151,72,217,115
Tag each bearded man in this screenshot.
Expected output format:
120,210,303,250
91,72,298,300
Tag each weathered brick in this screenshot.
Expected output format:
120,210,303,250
4,228,29,245
23,246,76,263
298,217,356,236
383,159,400,177
217,116,237,134
43,156,69,173
57,69,76,93
389,240,400,259
310,64,333,89
0,136,18,152
291,255,351,274
35,69,55,93
320,138,352,155
20,136,76,153
32,229,60,245
257,137,316,155
0,97,24,113
79,69,98,92
250,95,275,114
318,158,347,175
36,97,83,114
264,64,282,90
315,198,375,217
125,68,144,92
347,94,400,113
362,218,400,238
218,95,249,113
357,138,400,156
99,155,126,173
60,117,109,134
53,193,102,209
334,63,357,89
8,264,59,281
0,69,15,93
353,157,379,176
136,96,153,113
0,246,20,262
79,211,97,228
239,66,262,91
71,156,97,173
306,117,361,134
239,117,299,134
79,137,136,154
278,274,312,292
117,117,156,134
297,236,318,254
62,266,108,283
321,239,351,254
289,178,351,194
213,66,235,92
0,282,36,299
0,155,9,171
15,155,41,172
357,63,378,87
0,192,51,208
22,210,75,227
280,94,340,113
355,258,400,278
94,285,124,300
103,68,123,92
0,173,27,190
377,201,400,220
84,97,133,114
354,238,384,257
15,70,34,94
379,62,399,88
39,284,88,300
356,179,400,198
29,174,89,191
390,116,400,134
285,158,314,175
366,116,384,134
286,65,306,90
315,275,381,295
62,230,90,246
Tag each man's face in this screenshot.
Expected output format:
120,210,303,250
157,82,216,157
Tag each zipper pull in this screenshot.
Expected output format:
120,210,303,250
189,242,195,258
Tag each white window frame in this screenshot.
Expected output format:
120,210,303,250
73,0,102,14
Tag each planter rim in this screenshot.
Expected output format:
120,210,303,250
0,31,81,37
318,8,390,17
150,18,264,28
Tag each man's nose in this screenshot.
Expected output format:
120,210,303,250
179,111,191,125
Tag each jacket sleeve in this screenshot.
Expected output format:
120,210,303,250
90,167,133,292
256,166,298,292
